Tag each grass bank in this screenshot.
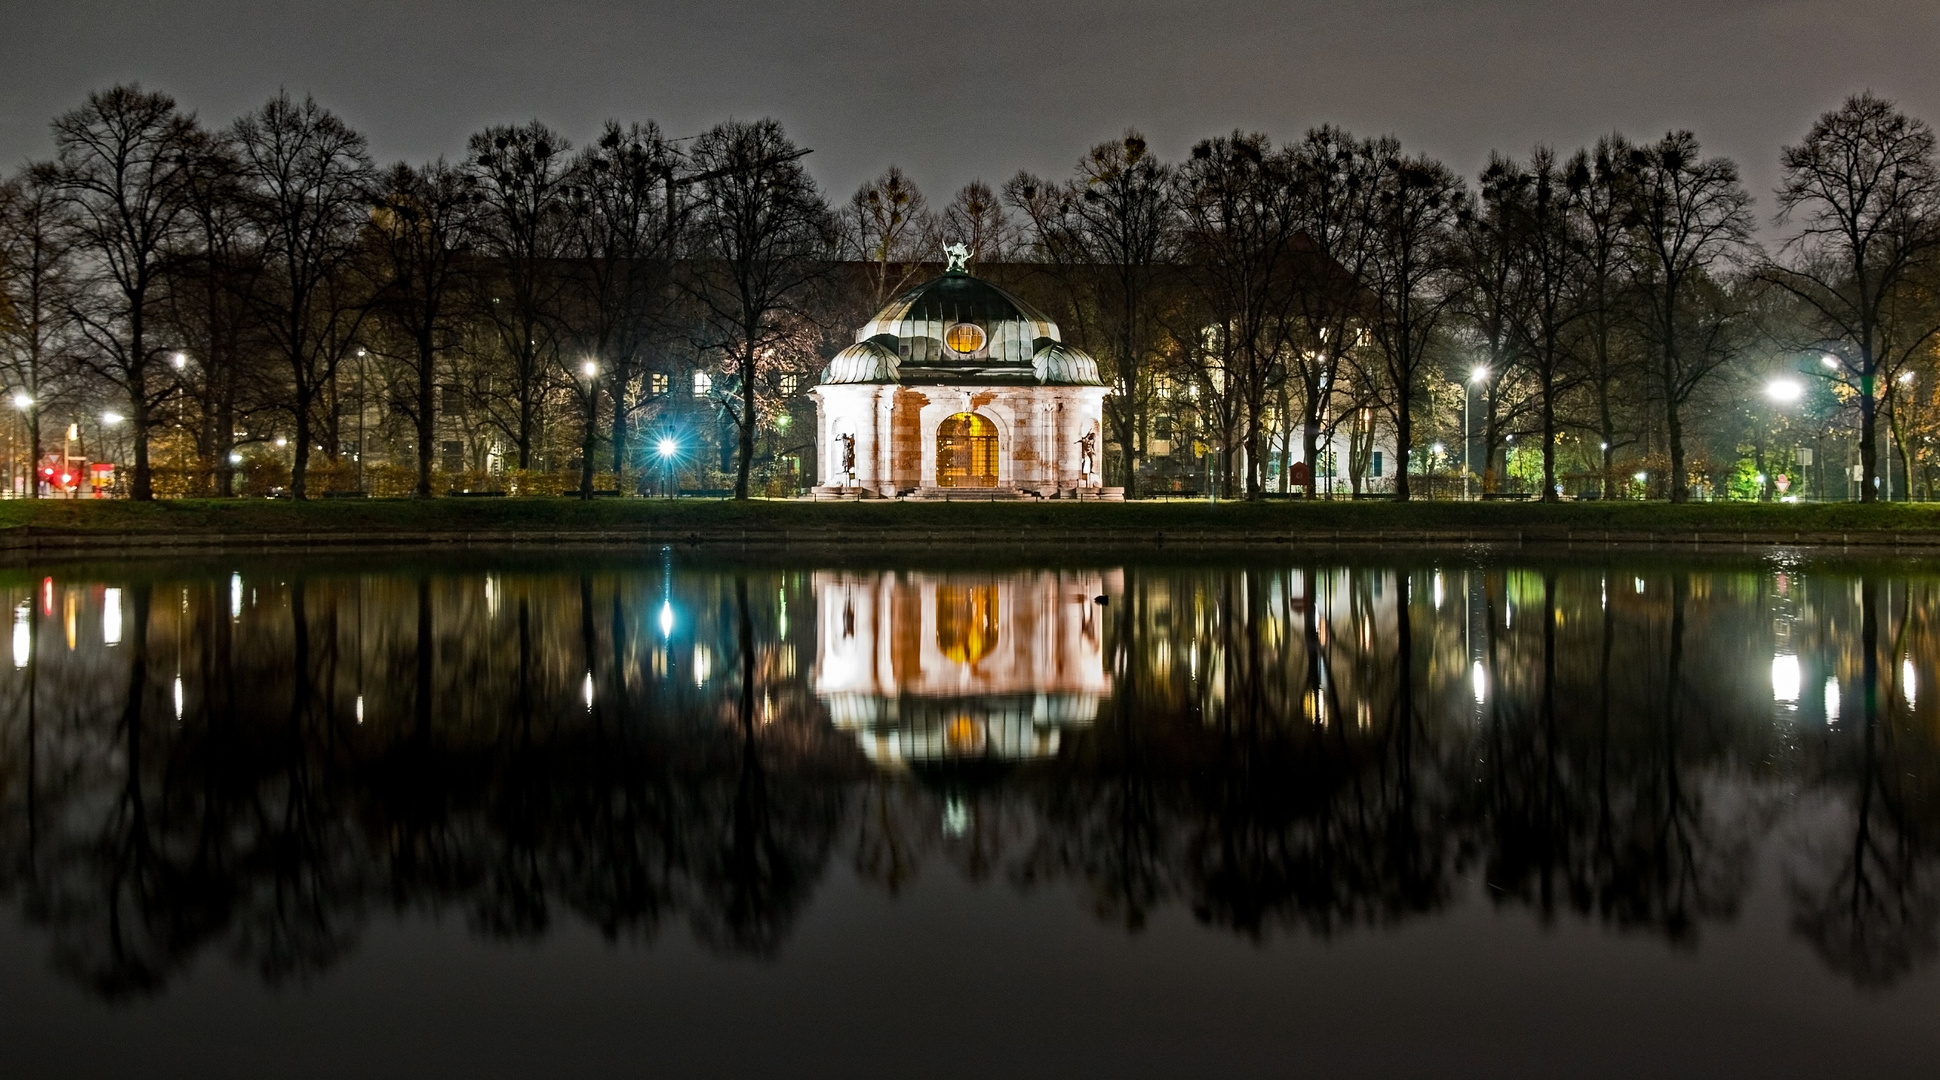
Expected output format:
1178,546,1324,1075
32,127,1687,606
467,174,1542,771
2,496,1940,554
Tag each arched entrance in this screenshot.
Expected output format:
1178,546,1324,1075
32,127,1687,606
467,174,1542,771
936,412,998,487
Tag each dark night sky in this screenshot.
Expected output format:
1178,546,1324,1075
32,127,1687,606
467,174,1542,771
2,0,1936,230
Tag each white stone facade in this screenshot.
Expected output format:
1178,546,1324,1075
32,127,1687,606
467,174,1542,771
811,383,1110,496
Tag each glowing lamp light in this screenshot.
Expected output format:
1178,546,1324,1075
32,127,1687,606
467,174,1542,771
229,452,243,464
657,438,678,460
1470,366,1490,384
1772,655,1801,704
274,437,287,448
170,351,187,370
1900,370,1915,384
1471,661,1487,705
11,393,30,411
1634,471,1648,483
102,411,123,426
1821,355,1840,369
102,588,121,646
658,600,675,637
1765,379,1803,403
1430,442,1444,455
582,360,598,378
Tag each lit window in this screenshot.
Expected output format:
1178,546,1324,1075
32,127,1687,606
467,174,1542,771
944,323,986,355
650,372,669,396
778,373,799,395
692,371,712,397
1153,374,1173,399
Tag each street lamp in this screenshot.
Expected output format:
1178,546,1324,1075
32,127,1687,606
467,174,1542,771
1766,378,1804,403
657,437,678,498
1465,366,1489,500
170,351,187,371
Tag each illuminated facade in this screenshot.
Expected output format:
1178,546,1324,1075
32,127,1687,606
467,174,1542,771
812,569,1115,765
809,248,1115,498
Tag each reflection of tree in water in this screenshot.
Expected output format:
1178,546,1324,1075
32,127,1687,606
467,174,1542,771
1018,567,1458,939
5,560,1940,997
0,567,858,995
1786,577,1940,986
1474,571,1756,944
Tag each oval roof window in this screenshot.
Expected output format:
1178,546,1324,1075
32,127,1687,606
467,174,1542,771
945,323,986,355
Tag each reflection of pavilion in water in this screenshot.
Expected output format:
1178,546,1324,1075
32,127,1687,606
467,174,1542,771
813,570,1114,765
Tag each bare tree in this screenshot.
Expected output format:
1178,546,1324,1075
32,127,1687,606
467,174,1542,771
1008,133,1174,497
232,92,377,499
685,119,829,500
1500,147,1586,501
1369,153,1466,501
371,160,478,496
1770,92,1940,502
52,84,203,500
562,122,683,492
940,180,1017,264
165,127,259,496
1284,127,1384,499
1177,132,1299,498
1565,136,1643,499
844,165,930,307
469,122,574,470
1454,152,1526,494
1623,131,1754,502
0,163,77,497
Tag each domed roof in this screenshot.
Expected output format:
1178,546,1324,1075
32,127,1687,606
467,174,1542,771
821,268,1105,387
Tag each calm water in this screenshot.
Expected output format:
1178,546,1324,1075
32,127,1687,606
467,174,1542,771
1,550,1938,1077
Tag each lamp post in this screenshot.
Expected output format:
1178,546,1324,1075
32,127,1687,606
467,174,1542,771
1892,369,1914,502
579,359,600,499
10,393,30,498
1464,366,1488,500
355,348,367,493
657,437,678,499
1766,378,1804,503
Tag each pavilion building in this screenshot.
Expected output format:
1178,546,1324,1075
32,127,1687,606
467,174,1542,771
810,247,1117,499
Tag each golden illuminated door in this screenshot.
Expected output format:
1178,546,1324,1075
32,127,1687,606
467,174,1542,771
936,412,998,487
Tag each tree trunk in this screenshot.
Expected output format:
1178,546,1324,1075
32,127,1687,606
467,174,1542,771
292,392,313,500
734,344,756,500
610,374,630,479
1393,390,1413,501
417,333,436,497
579,380,598,500
215,395,236,497
25,414,40,500
1303,418,1321,502
1540,375,1558,502
130,397,153,501
1666,395,1687,503
1859,371,1878,502
1244,393,1265,500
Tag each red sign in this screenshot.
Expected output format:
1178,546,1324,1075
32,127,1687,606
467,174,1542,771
1289,461,1311,488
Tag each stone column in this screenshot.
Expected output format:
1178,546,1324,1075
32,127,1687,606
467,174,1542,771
875,387,896,496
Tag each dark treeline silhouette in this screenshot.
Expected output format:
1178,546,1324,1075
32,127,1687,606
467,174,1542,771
3,87,1937,501
0,557,1937,996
